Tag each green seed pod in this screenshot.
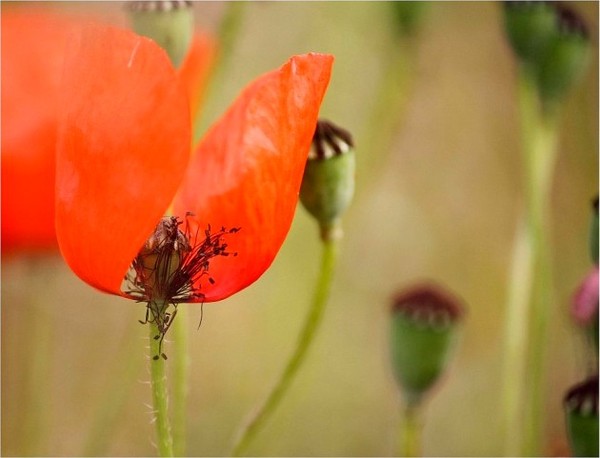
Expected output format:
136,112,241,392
535,6,590,107
300,120,355,241
590,197,598,265
127,1,194,68
564,376,599,457
390,283,466,406
503,2,556,68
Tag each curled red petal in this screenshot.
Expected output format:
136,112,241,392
1,10,75,254
56,24,191,295
177,32,216,125
174,53,334,302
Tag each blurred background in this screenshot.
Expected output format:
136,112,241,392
2,1,598,456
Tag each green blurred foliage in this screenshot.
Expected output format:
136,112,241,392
2,2,598,456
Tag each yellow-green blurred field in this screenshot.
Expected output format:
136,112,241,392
2,2,598,456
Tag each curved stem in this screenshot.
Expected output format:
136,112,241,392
172,308,189,457
231,238,339,456
149,311,174,457
399,404,422,457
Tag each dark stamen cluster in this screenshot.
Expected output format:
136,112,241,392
311,119,354,160
123,213,239,359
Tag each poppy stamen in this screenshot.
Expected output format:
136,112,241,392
122,214,239,358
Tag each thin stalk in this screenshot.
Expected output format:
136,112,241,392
21,298,52,456
171,307,189,457
231,238,339,456
501,72,559,456
357,38,417,190
399,404,422,457
522,115,559,455
501,215,534,455
82,320,144,456
149,308,174,457
195,1,247,141
19,259,53,456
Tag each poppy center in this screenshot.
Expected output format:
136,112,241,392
122,214,239,359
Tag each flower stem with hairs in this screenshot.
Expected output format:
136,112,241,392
149,314,174,457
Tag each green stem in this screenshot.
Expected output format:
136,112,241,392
501,214,534,455
171,308,189,457
399,404,422,457
18,258,56,456
195,1,246,142
82,320,144,456
502,72,560,456
522,113,559,458
149,310,174,457
21,287,52,456
231,237,339,456
357,38,416,190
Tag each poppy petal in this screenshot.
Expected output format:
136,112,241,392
56,24,191,296
1,11,75,253
174,53,334,302
177,32,216,125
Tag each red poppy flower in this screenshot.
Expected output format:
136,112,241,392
1,9,214,255
56,24,333,305
1,10,71,253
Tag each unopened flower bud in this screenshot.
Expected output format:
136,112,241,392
564,376,599,457
590,196,598,265
127,1,194,68
390,283,466,406
300,119,355,242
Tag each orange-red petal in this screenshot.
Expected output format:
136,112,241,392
1,10,76,253
56,24,191,295
174,53,334,302
177,32,216,125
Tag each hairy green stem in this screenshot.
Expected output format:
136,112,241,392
171,308,189,457
502,72,559,456
399,404,422,457
231,238,339,456
149,311,174,457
